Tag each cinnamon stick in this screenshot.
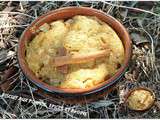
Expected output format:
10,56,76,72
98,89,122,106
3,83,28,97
53,49,110,67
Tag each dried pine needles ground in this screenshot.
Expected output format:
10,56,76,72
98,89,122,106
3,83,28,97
0,1,160,119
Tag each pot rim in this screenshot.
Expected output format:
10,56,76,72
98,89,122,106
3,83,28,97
18,6,132,95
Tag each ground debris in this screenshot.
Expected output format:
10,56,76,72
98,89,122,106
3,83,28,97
0,1,159,119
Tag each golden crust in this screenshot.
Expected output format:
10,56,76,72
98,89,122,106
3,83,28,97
25,15,124,88
127,89,155,110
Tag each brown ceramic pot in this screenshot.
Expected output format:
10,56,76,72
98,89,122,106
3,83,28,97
18,7,132,96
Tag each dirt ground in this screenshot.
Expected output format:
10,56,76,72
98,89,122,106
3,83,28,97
0,1,160,119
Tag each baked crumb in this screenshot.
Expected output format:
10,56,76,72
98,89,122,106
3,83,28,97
25,15,124,88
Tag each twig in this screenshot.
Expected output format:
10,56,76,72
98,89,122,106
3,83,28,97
26,79,38,117
19,2,24,11
102,1,160,17
84,97,89,118
0,24,29,29
0,12,35,19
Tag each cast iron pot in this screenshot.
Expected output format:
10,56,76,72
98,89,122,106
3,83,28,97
18,7,132,96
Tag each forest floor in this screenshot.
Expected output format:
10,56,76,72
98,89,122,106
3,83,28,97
0,1,160,119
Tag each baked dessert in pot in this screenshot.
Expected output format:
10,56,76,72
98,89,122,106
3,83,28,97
25,15,124,89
